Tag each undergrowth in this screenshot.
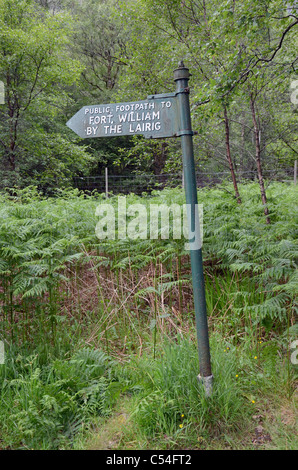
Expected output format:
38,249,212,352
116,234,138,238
0,345,118,449
0,182,297,449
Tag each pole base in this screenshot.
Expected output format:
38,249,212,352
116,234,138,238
197,374,214,397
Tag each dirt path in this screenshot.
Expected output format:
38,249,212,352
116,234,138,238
86,408,131,450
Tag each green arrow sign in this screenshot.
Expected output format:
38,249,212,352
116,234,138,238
67,94,179,139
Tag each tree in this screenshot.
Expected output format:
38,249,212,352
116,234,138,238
115,0,297,197
0,0,87,188
71,0,128,98
59,0,139,177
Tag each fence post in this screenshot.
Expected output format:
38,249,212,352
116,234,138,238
294,160,297,186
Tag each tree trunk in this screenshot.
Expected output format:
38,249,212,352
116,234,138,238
241,111,245,175
6,72,17,171
223,106,241,204
250,94,270,224
153,141,168,175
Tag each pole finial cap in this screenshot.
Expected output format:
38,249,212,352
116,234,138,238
174,61,190,81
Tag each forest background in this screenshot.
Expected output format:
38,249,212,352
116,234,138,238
0,0,297,193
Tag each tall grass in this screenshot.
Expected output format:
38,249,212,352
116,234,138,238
0,345,118,449
0,182,296,449
103,332,296,449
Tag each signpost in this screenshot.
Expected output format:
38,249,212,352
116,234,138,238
174,63,213,396
67,62,213,396
67,94,179,140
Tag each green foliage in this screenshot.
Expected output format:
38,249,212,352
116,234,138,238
0,0,90,187
92,182,297,327
128,336,247,439
0,0,296,451
0,0,296,187
117,332,295,447
0,182,296,346
114,0,297,179
0,346,116,449
0,182,296,449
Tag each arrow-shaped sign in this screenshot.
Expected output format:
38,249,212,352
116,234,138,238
67,93,179,139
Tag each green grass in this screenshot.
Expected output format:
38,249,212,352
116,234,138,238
0,344,118,449
77,333,297,450
0,182,297,449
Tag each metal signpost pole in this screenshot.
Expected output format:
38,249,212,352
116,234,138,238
174,62,213,396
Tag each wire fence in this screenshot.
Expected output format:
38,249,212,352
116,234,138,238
73,166,296,195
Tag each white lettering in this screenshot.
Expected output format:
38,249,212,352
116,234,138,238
127,204,148,240
104,124,123,134
95,204,115,240
85,106,110,115
128,121,162,133
118,113,127,123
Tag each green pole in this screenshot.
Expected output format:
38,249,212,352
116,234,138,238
174,62,213,396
